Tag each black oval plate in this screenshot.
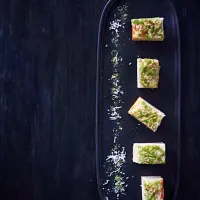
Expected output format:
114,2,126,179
96,0,180,200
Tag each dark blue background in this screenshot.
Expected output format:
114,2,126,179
0,0,199,199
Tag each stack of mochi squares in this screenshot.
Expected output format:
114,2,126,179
129,17,165,200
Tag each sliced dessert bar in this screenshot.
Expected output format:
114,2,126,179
131,17,164,41
133,143,166,164
128,97,165,132
141,176,164,200
137,58,160,88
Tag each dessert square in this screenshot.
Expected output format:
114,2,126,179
133,143,166,164
141,176,164,200
131,17,164,41
137,58,160,88
128,97,165,132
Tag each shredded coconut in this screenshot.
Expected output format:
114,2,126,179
103,180,110,186
104,3,129,199
109,19,122,37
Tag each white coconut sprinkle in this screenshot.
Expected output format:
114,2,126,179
104,4,129,199
109,19,122,37
103,180,110,186
106,147,126,167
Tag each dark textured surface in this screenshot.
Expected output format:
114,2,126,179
0,0,199,200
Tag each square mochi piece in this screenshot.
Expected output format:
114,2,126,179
141,176,164,200
128,97,165,132
131,17,164,41
137,58,160,88
133,143,166,164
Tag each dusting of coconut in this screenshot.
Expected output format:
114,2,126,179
109,19,123,38
103,3,129,200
